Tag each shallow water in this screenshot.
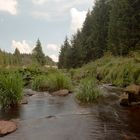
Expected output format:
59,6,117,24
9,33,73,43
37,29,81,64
0,87,140,140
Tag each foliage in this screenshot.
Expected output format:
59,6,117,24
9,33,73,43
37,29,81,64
14,48,21,65
75,78,101,103
0,49,55,67
32,72,72,92
58,37,71,69
72,52,140,87
46,72,72,92
97,56,140,86
58,0,140,69
32,39,46,66
0,73,23,109
108,0,140,55
31,75,47,91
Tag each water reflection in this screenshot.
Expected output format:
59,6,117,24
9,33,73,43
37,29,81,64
0,106,21,119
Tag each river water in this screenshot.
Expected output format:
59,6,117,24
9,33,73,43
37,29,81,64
0,86,140,140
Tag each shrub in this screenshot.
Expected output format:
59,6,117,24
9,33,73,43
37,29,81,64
0,73,23,109
31,72,72,92
75,78,101,103
46,72,72,92
31,75,48,91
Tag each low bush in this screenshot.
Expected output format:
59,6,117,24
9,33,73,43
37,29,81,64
75,78,101,103
0,73,23,109
31,75,48,91
31,72,72,92
47,72,72,92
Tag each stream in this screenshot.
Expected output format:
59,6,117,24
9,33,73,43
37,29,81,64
0,86,140,140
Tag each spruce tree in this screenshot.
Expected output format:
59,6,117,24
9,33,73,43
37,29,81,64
32,39,46,66
14,48,21,65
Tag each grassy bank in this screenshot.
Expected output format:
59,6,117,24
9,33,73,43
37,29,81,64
0,52,139,106
70,51,140,87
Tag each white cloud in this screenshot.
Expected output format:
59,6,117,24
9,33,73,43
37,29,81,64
70,8,87,33
11,40,32,54
31,0,92,21
0,0,18,15
50,54,58,62
47,44,59,51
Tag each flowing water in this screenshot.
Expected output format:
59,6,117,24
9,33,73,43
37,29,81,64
0,86,140,140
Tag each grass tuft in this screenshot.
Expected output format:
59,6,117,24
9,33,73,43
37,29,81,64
31,72,72,92
75,78,101,103
0,73,23,109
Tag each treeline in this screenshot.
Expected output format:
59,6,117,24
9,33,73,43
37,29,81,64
0,39,55,66
58,0,140,69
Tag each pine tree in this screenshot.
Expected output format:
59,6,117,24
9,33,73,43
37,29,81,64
14,48,21,65
58,37,71,69
108,0,140,55
32,39,46,66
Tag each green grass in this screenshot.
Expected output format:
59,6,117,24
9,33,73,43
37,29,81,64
97,56,140,86
0,73,23,109
71,51,140,87
75,78,101,103
31,75,48,91
31,72,72,92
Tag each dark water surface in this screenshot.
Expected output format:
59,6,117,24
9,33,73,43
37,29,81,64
0,87,140,140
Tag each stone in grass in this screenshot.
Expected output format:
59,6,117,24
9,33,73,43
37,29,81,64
0,121,17,137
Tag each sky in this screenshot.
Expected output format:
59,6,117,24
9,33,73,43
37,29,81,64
0,0,93,62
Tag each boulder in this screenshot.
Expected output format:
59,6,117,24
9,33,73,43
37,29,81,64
124,84,140,104
124,84,140,95
51,89,69,96
24,89,35,96
20,97,28,104
0,121,17,136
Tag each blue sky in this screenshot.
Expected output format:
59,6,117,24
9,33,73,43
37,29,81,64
0,0,93,62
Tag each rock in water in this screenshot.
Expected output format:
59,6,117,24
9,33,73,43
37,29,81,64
124,84,140,95
124,84,140,104
20,97,28,104
51,89,69,96
0,121,17,136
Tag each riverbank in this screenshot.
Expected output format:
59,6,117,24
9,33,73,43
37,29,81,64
69,52,140,87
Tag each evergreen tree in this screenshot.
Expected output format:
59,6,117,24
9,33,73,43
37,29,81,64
91,0,110,58
108,0,140,55
32,39,46,66
58,37,71,69
58,0,140,69
14,48,21,65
